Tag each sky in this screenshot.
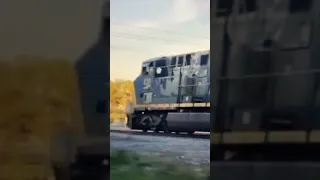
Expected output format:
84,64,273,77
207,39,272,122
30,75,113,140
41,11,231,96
110,0,210,80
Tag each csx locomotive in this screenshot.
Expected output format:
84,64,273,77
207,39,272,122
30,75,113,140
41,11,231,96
210,0,320,162
126,50,210,134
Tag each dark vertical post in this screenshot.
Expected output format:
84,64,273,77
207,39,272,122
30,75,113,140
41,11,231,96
75,0,110,137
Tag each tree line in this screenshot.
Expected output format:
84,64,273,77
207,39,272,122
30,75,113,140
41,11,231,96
110,80,135,122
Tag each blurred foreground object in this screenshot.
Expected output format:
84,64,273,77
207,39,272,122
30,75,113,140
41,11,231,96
0,58,83,179
211,0,320,179
0,0,110,179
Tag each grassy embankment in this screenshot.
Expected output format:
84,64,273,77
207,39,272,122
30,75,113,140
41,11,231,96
111,151,209,180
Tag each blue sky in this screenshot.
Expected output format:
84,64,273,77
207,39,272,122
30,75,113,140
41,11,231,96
110,0,210,80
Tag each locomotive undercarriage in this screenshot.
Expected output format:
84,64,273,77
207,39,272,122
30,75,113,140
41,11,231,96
127,108,210,134
136,112,169,133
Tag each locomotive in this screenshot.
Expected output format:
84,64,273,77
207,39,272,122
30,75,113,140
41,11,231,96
211,0,320,162
126,50,210,134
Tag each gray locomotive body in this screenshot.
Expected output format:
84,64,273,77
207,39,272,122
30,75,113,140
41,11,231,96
211,0,319,133
127,50,211,133
210,0,320,165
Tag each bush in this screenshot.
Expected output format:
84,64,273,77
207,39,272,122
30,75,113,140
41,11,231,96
110,80,135,122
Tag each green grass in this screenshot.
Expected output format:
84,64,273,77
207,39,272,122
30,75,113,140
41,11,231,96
110,151,209,180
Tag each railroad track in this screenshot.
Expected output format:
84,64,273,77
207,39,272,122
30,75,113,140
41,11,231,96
110,129,210,139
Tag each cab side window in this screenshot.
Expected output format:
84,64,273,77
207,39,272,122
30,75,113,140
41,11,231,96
185,54,191,66
141,61,154,76
177,56,184,67
171,57,177,68
200,54,209,66
142,66,148,75
170,57,177,76
155,58,168,78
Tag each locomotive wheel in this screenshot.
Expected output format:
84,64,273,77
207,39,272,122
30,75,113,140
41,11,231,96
150,113,169,134
140,115,152,132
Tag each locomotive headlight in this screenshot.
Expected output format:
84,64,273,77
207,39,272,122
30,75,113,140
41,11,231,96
156,67,162,74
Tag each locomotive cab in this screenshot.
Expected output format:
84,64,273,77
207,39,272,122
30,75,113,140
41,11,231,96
134,52,211,105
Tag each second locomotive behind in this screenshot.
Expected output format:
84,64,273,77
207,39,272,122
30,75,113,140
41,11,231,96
126,50,210,134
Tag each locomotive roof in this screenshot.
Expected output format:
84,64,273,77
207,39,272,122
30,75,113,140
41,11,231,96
142,49,209,64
